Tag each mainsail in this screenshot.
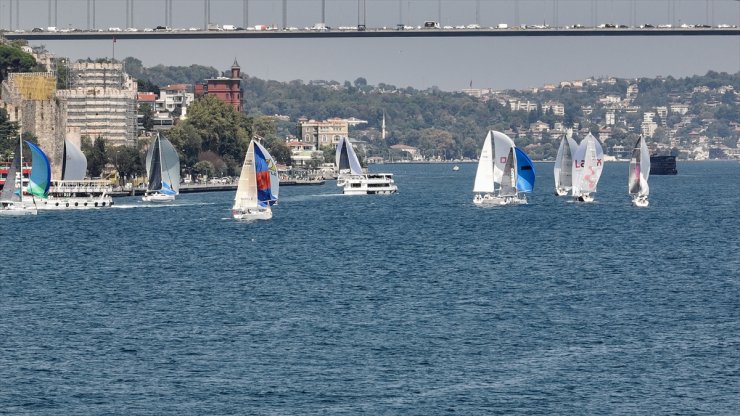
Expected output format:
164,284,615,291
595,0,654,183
0,145,21,202
492,131,515,185
26,141,51,198
629,137,651,197
61,138,87,181
473,131,494,193
146,137,163,192
554,137,577,190
335,137,363,175
499,147,517,197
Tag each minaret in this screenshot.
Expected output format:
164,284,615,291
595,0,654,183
381,111,386,141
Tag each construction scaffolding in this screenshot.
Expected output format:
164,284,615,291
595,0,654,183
7,73,57,101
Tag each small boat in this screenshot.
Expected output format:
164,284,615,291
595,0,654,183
452,165,460,171
232,139,279,221
572,133,604,203
0,138,51,216
473,130,526,205
37,138,113,210
142,134,180,202
335,137,397,195
553,136,578,196
629,136,651,207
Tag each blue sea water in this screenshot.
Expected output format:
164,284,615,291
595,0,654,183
1,161,738,415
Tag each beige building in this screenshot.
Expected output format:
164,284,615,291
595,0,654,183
298,117,350,148
56,62,138,146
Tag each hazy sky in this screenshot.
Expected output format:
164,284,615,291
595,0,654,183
5,0,740,90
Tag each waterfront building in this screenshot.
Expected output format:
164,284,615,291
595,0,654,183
194,60,242,112
298,117,350,149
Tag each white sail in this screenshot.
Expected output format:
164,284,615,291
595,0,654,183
335,137,363,175
473,131,494,193
554,137,577,191
629,137,651,197
159,137,181,194
499,147,518,197
492,130,515,185
573,133,604,195
234,141,258,210
62,138,87,181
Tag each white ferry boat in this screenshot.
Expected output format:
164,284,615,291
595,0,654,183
338,173,398,195
37,179,113,209
335,137,397,195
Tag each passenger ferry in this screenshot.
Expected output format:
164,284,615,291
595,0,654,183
37,179,114,209
338,173,398,195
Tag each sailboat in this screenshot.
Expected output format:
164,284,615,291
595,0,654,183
628,136,651,207
553,136,578,196
0,138,51,216
473,130,527,205
143,134,180,202
335,137,397,195
232,139,279,220
572,133,604,203
38,138,113,209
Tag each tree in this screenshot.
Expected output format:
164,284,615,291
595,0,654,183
193,160,214,178
0,44,38,84
107,145,144,184
0,108,19,158
81,136,108,177
139,103,154,131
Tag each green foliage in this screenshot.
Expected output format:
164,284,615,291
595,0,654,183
0,108,20,158
81,136,108,178
123,57,218,86
0,44,38,84
139,103,154,131
193,160,214,177
107,144,145,184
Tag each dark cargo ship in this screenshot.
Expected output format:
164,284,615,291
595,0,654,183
650,155,678,175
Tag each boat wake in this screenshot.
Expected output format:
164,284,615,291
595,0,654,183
112,202,216,209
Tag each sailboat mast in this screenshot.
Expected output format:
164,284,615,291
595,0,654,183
18,131,22,203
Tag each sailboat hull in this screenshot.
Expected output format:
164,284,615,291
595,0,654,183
632,196,649,207
232,208,272,221
575,193,595,203
142,192,176,202
555,187,570,196
0,202,37,216
473,194,527,205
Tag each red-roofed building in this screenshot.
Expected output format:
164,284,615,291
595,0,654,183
137,92,157,103
195,59,242,112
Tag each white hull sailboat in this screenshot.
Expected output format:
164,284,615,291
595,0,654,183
143,134,180,202
232,139,279,221
336,137,397,195
572,133,604,203
554,136,578,196
1,138,52,216
629,136,651,207
473,130,531,205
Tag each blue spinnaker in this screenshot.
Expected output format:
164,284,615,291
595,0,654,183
515,147,535,193
25,141,51,198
